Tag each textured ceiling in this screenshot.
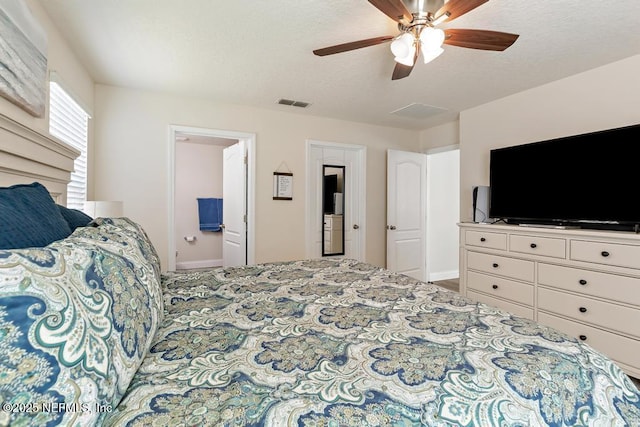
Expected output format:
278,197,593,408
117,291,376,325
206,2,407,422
38,0,640,130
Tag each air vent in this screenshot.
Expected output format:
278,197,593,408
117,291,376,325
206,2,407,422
277,98,311,108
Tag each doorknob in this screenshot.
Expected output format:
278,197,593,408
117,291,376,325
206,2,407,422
387,225,396,230
353,224,359,229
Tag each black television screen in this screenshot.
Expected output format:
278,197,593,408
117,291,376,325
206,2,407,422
489,124,640,229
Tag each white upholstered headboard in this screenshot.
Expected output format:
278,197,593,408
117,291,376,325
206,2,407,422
0,113,79,204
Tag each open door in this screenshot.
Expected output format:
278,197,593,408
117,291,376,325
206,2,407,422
386,149,427,281
222,141,246,267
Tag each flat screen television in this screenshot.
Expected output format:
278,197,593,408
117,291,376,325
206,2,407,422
489,123,640,231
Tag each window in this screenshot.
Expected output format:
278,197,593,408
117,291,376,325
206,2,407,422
49,81,90,210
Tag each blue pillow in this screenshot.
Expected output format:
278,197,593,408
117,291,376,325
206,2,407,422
0,182,72,249
57,204,93,231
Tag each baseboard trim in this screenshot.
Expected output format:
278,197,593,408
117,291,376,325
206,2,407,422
176,259,223,270
428,270,459,282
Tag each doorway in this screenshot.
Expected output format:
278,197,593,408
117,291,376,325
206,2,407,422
168,125,256,271
385,146,459,283
425,146,460,282
306,140,366,260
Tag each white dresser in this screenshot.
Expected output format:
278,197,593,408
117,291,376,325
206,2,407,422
459,222,640,377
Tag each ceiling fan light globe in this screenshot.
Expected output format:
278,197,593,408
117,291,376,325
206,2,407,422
390,39,408,58
394,44,416,66
420,27,445,50
390,32,415,57
394,55,415,66
422,46,444,64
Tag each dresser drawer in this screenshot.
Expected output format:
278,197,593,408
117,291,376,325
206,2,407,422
468,290,534,319
467,252,534,282
509,234,566,259
467,271,533,306
538,263,640,306
465,230,507,251
538,312,640,374
538,288,640,338
570,239,640,270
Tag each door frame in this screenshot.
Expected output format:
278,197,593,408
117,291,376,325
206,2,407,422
168,125,256,271
305,139,366,260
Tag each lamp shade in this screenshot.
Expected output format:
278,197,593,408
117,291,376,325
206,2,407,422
422,47,444,64
394,46,416,66
390,32,414,58
393,33,416,66
419,27,445,50
83,201,123,218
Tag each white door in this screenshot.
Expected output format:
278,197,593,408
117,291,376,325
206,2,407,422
343,149,362,258
386,149,427,281
222,141,246,267
306,141,365,261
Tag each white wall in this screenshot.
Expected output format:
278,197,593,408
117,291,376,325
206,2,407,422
174,141,225,269
92,85,421,270
92,54,639,272
420,120,459,151
459,55,640,222
426,149,460,281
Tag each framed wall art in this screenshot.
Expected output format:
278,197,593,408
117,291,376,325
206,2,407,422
273,172,293,200
0,0,48,117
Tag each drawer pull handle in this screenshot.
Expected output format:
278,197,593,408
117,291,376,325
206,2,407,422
492,284,498,290
530,243,537,248
579,335,587,341
579,307,587,313
492,263,499,268
579,279,587,285
601,251,610,257
480,237,486,242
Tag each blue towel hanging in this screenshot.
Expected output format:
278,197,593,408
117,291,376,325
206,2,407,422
197,198,223,232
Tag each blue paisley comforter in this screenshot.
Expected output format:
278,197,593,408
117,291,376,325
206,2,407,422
103,258,640,426
0,218,163,427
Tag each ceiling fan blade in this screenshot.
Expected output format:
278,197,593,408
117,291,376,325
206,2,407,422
391,43,419,80
368,0,412,23
391,62,414,80
434,0,488,23
313,36,394,56
443,29,519,51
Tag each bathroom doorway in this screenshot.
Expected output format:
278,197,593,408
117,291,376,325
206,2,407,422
168,125,256,271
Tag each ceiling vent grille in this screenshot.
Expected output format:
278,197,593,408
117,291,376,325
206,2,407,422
277,98,311,108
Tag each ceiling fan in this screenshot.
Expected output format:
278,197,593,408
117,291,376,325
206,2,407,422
313,0,519,80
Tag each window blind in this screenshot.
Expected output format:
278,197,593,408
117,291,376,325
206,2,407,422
49,82,90,210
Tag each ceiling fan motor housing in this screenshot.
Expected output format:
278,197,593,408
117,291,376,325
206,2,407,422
402,0,445,18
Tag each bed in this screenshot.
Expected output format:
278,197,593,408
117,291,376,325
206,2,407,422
109,256,640,426
1,214,638,426
1,115,639,426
